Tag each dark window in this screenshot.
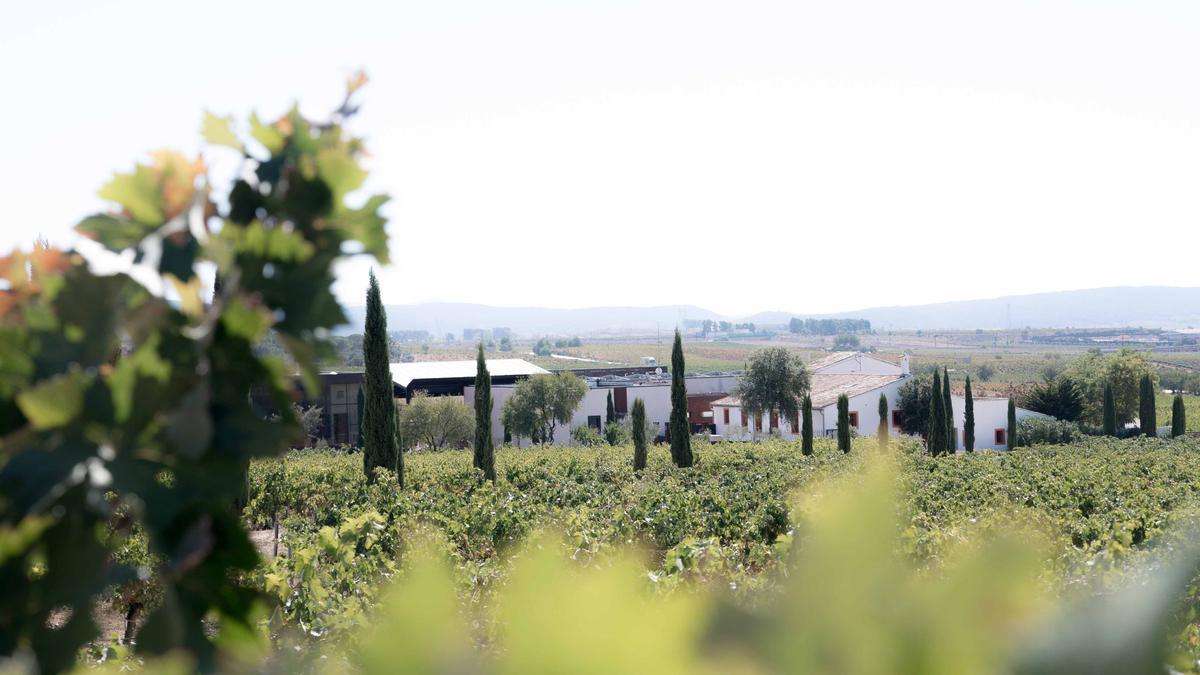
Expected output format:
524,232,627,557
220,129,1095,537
741,410,747,427
849,411,859,428
588,415,601,431
791,411,800,432
994,428,1006,446
769,411,779,430
754,416,762,432
723,408,730,424
333,413,349,445
892,410,902,427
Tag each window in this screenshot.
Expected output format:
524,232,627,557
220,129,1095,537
769,411,779,431
791,411,800,432
333,413,348,445
741,410,747,427
754,416,762,432
588,415,601,431
723,408,730,425
892,410,902,428
849,411,859,428
994,428,1006,446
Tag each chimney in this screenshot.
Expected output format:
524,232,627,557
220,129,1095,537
900,354,910,376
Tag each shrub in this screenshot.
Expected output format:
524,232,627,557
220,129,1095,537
1017,418,1083,446
570,425,606,447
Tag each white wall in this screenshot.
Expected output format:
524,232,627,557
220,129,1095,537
814,353,904,376
713,378,907,442
948,396,1050,451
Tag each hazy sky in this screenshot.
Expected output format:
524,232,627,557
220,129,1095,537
3,0,1198,317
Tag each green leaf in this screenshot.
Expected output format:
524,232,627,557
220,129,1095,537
333,194,391,264
202,111,243,151
249,112,285,154
97,164,165,225
318,147,367,201
16,370,87,429
76,214,153,250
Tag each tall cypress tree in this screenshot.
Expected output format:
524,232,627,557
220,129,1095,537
801,394,814,456
1140,374,1157,437
631,398,648,472
942,368,954,452
1007,398,1017,451
362,270,400,485
877,392,888,450
473,342,495,481
837,394,851,453
963,376,975,452
1172,394,1186,438
606,390,616,427
669,329,693,467
1102,382,1117,436
927,369,945,456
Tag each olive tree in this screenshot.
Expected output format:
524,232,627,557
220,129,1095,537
735,347,811,432
501,372,588,444
400,392,475,451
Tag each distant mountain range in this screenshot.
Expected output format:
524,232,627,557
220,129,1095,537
338,287,1200,336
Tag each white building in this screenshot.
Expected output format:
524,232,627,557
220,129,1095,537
711,372,908,440
948,395,1050,451
465,373,739,446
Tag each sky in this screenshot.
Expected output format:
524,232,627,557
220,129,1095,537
2,0,1198,317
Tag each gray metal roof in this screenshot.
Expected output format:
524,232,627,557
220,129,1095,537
388,359,549,388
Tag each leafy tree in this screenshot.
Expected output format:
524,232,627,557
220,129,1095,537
976,363,995,382
669,330,693,467
927,369,946,456
942,368,954,451
735,347,811,431
499,336,513,352
606,390,616,426
605,420,631,446
877,392,888,449
0,84,388,669
533,337,553,356
801,394,814,456
837,394,852,452
1172,394,1187,438
400,392,475,451
293,403,324,446
1022,376,1084,422
1007,398,1018,450
1064,348,1156,425
501,372,588,444
631,398,648,471
896,374,933,437
1102,382,1118,436
363,270,400,484
1140,373,1157,437
833,334,861,350
963,376,975,452
473,342,495,481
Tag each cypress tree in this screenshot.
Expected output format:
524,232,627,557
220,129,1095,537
927,369,945,456
1172,394,1186,438
963,376,975,452
503,424,512,445
1140,374,1157,438
393,403,403,480
1102,382,1117,436
606,390,616,426
877,392,888,450
837,393,851,453
1007,398,1017,451
801,394,814,456
362,270,400,484
669,329,693,467
631,398,647,472
473,342,495,481
943,367,954,452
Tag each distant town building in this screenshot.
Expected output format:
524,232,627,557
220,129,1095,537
493,327,512,339
462,328,491,342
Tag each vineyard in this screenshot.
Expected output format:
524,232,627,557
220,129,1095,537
169,436,1200,672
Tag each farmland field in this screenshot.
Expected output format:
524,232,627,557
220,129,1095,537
239,436,1200,671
